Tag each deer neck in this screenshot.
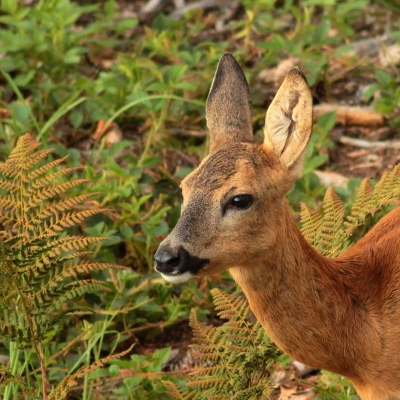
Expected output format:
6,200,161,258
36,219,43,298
229,199,376,379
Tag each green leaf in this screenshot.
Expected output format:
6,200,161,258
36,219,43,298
315,111,336,133
69,109,84,128
1,0,18,15
151,347,171,371
119,225,134,239
9,102,30,123
374,97,395,114
376,70,393,87
175,167,193,178
337,0,368,14
104,0,116,15
305,154,328,172
363,83,380,101
116,18,138,33
14,71,35,87
164,65,188,83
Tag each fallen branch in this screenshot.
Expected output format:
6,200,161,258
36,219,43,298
314,170,348,187
338,135,400,150
314,104,385,127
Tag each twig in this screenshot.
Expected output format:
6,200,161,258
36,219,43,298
314,103,385,126
338,135,400,150
170,0,219,19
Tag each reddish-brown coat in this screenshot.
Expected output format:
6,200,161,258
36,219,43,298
155,54,400,399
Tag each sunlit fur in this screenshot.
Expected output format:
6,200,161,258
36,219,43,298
156,54,400,400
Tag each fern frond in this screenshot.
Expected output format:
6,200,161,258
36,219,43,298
164,381,198,400
211,288,249,321
343,178,374,236
0,133,123,350
51,279,111,307
190,310,225,351
31,261,123,295
27,179,91,201
33,209,107,237
318,187,346,257
0,148,52,178
0,365,35,396
211,288,255,348
183,291,277,399
375,163,400,205
188,378,227,390
48,344,135,400
29,169,87,193
29,192,101,221
0,179,21,193
301,163,400,258
26,156,69,180
60,261,124,278
21,235,105,252
300,203,323,248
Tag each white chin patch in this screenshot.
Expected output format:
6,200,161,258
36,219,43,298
161,271,193,284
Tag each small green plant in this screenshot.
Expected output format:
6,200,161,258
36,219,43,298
364,69,400,127
312,371,358,399
107,347,173,399
164,288,280,399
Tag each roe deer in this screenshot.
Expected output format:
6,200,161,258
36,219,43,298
154,53,400,400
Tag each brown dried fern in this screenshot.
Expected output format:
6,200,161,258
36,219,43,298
0,134,125,398
165,289,279,400
48,344,135,400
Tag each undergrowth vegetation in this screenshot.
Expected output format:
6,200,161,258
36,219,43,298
0,0,399,398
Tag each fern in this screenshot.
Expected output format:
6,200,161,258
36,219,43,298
48,344,135,400
301,163,400,257
0,134,125,398
165,289,280,400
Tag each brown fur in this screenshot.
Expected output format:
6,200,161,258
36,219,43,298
155,54,400,400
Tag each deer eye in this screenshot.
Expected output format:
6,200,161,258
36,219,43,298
230,194,253,210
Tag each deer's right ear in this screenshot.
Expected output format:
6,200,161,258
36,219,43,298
206,53,253,154
263,67,313,175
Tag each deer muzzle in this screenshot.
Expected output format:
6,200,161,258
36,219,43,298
154,244,209,283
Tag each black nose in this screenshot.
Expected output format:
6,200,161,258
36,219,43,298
154,246,185,274
154,245,210,276
154,248,181,269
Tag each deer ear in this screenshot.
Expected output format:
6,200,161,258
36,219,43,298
206,53,253,154
264,67,313,174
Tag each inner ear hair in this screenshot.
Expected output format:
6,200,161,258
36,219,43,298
264,67,313,170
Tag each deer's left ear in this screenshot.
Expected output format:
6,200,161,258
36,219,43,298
206,53,254,154
263,67,313,175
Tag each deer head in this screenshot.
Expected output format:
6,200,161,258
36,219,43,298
154,53,313,283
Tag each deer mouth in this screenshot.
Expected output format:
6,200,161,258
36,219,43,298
154,245,210,283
